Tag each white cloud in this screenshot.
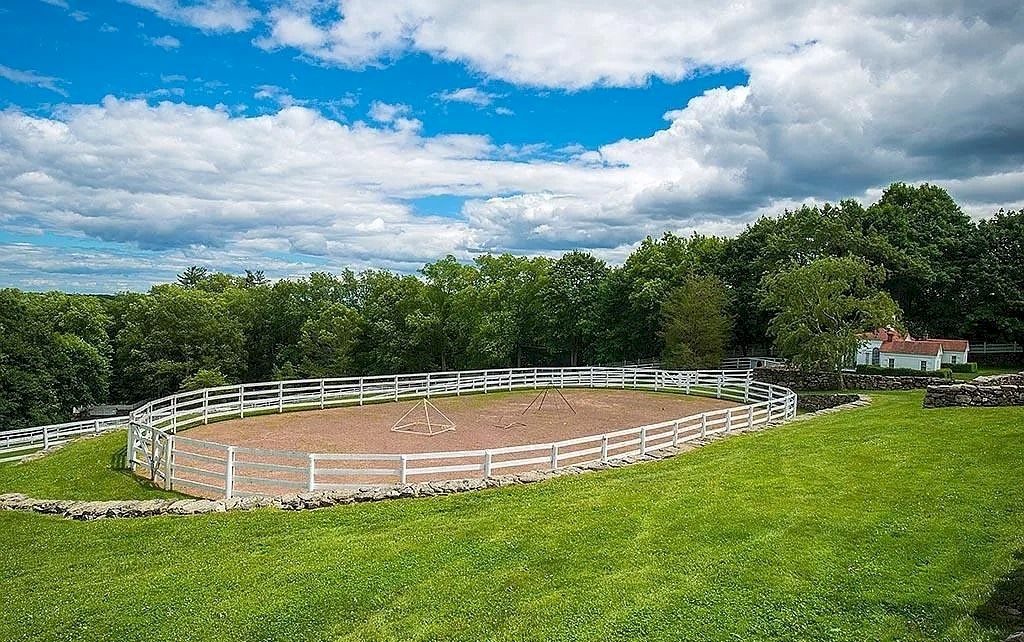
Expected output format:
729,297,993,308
122,0,257,33
437,87,499,107
149,34,181,49
3,2,1024,289
0,64,68,96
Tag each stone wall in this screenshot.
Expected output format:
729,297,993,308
754,367,951,391
924,383,1024,408
796,394,861,412
974,372,1024,385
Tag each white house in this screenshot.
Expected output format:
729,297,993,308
855,329,969,370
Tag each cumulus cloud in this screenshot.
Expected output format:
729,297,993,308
437,87,499,107
3,2,1024,290
149,34,181,49
0,64,68,96
122,0,257,33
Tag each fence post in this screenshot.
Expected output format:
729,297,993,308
550,444,559,470
484,370,489,393
483,450,492,478
307,453,315,492
601,435,609,462
725,410,732,434
203,389,209,424
748,405,754,429
93,419,100,434
716,374,723,399
426,373,431,398
149,430,158,480
767,388,774,421
590,367,595,388
164,435,174,490
672,420,679,447
125,423,134,470
399,455,408,484
534,367,538,389
640,427,647,455
239,385,245,419
320,380,326,410
394,375,399,401
43,425,50,451
456,371,462,396
358,378,364,405
744,376,751,403
278,382,284,413
509,369,513,391
171,395,177,432
225,446,235,499
700,414,707,439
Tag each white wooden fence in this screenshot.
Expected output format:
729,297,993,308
123,367,797,499
720,356,787,369
0,416,128,463
968,341,1022,354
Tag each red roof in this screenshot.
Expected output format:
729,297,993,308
880,340,941,356
930,338,969,352
858,328,904,342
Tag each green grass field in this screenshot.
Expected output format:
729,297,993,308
0,391,1021,641
953,366,1021,381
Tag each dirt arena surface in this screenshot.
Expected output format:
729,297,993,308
182,389,738,454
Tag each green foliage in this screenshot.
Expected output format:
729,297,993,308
540,251,609,365
295,303,361,377
854,365,954,378
762,257,901,371
5,183,1020,427
947,362,979,373
2,393,1023,641
179,368,230,391
659,275,733,369
963,210,1024,343
111,285,244,401
0,289,110,429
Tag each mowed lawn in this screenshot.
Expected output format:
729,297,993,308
0,392,1022,642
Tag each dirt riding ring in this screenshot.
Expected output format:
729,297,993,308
126,367,797,499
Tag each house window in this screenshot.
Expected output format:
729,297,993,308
887,358,895,368
871,348,880,366
950,355,958,364
920,360,927,371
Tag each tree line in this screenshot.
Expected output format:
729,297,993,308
1,183,1021,429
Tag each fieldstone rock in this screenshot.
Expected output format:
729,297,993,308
755,367,950,391
924,382,1024,408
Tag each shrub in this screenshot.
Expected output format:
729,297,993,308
947,362,979,373
855,365,953,379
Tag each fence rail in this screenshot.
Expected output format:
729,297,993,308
968,341,1022,354
720,357,787,369
120,367,796,499
0,416,128,463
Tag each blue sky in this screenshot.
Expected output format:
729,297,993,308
0,1,1021,291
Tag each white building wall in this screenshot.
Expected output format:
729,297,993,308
940,349,969,365
881,353,942,370
855,339,884,365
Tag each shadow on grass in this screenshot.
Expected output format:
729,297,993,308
108,445,176,495
973,550,1024,638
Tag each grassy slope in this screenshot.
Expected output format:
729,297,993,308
0,431,178,500
0,392,1021,642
